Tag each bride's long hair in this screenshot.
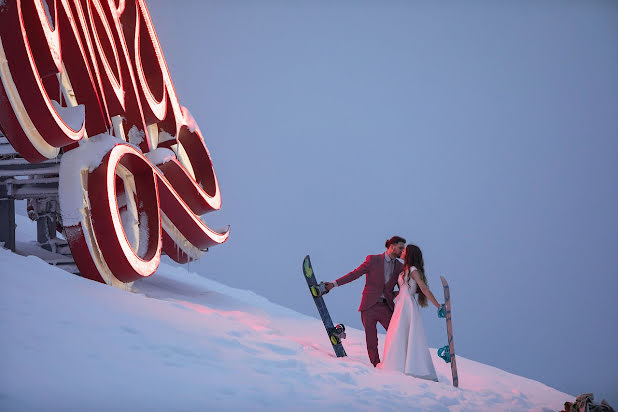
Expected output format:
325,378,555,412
402,244,428,307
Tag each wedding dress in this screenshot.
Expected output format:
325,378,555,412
378,266,438,381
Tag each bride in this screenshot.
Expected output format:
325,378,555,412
378,244,442,381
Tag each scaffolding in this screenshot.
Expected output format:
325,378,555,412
0,129,78,274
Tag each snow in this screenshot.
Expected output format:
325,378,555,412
137,210,150,257
144,147,176,165
58,133,124,226
50,99,85,131
120,207,138,250
0,220,573,411
127,125,145,147
182,106,198,133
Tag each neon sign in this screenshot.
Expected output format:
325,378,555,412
0,0,229,287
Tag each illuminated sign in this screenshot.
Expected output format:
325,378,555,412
0,0,229,287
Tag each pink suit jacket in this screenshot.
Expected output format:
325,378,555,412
336,253,403,312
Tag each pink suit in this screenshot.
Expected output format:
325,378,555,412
336,253,403,365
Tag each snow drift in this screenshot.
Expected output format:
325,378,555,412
0,222,572,411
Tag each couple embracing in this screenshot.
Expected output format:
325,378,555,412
325,236,442,381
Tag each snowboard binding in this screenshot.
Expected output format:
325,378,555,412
328,324,346,344
310,281,330,297
438,345,451,363
438,304,446,318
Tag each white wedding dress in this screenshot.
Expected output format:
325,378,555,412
378,266,438,381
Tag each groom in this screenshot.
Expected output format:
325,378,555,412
325,236,406,366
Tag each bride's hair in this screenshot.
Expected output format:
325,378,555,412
402,244,428,307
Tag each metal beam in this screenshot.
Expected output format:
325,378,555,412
0,198,16,251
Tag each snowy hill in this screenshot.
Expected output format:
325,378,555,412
0,244,573,411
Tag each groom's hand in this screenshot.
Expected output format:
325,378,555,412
325,282,335,291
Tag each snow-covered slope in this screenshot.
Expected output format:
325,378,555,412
0,248,571,411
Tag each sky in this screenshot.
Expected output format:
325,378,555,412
143,0,618,404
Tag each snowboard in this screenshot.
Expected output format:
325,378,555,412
438,275,459,387
302,255,347,357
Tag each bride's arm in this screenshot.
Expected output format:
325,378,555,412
411,270,441,309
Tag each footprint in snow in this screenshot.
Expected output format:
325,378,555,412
254,341,299,356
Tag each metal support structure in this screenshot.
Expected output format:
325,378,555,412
37,213,57,251
0,129,78,273
0,198,16,251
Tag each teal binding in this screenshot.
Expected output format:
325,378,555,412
438,345,451,363
438,304,446,318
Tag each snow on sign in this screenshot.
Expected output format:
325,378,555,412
0,0,229,286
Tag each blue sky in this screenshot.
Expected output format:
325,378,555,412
147,0,617,403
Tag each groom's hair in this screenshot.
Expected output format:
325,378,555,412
385,236,406,249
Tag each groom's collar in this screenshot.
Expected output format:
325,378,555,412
384,252,395,262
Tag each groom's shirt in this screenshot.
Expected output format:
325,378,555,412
381,253,398,298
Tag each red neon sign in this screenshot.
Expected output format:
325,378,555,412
0,0,229,286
